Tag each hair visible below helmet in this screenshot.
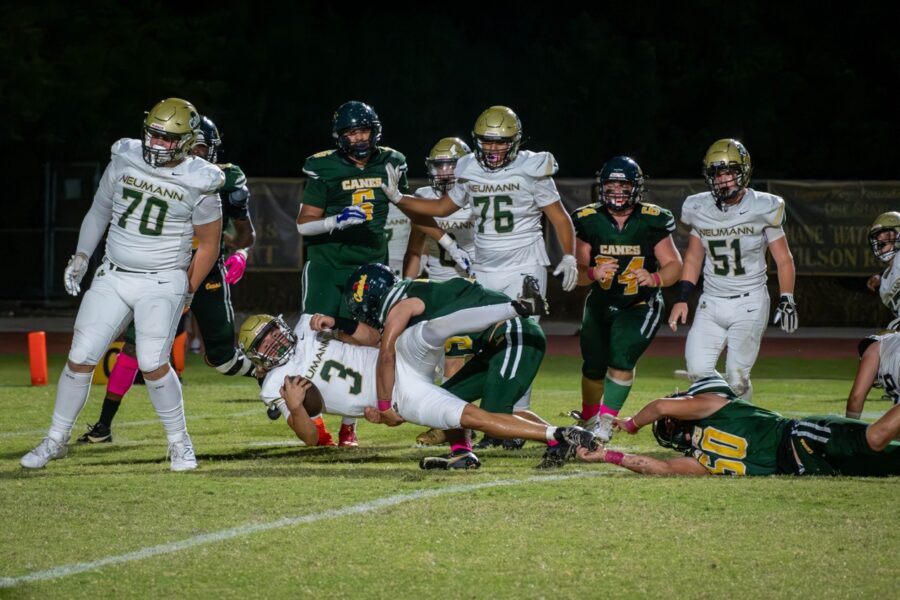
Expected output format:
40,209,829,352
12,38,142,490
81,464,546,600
472,106,522,170
142,98,200,167
702,138,752,208
238,314,297,370
651,416,695,453
193,115,222,163
868,211,900,263
332,101,382,160
596,156,645,211
425,137,471,193
344,264,398,329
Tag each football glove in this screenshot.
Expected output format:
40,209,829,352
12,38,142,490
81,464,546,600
333,205,367,230
553,254,578,292
773,293,798,333
437,233,472,276
63,252,89,296
224,250,248,285
380,163,403,204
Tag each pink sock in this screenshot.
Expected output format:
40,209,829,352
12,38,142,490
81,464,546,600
581,403,601,421
546,439,559,447
107,352,139,396
451,442,472,453
599,405,620,417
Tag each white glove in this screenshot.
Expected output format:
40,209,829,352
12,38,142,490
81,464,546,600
380,163,403,204
63,253,90,296
553,254,578,292
773,293,798,334
437,233,473,275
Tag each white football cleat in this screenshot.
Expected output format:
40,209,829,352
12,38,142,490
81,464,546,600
168,436,198,472
21,436,68,469
596,413,615,444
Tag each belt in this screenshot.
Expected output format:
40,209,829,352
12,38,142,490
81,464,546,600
106,261,159,275
713,291,752,300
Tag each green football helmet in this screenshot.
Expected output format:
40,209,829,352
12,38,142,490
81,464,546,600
596,156,645,212
192,115,222,163
344,264,397,329
238,314,297,370
472,106,522,170
332,101,382,160
142,98,200,167
425,137,471,193
868,211,900,263
702,138,752,208
651,416,695,453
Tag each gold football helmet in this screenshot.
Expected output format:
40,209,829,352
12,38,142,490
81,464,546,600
142,98,200,167
868,211,900,263
472,106,522,170
238,314,297,370
702,138,752,207
425,137,471,192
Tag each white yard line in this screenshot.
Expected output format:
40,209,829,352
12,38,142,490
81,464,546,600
0,471,607,588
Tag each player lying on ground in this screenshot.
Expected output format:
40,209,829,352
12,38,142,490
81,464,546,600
577,376,900,476
846,333,900,419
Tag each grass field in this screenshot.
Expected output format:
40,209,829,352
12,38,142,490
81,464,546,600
1,353,897,598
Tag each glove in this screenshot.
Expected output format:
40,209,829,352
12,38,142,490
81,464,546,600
773,293,798,333
183,292,195,312
63,252,90,296
553,254,578,292
333,205,367,230
380,163,403,204
437,233,472,276
224,250,248,285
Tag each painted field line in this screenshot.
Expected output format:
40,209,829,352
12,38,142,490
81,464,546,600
0,470,607,588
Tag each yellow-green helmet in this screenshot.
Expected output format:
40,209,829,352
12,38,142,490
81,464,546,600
142,98,200,167
472,106,522,170
702,138,752,207
868,211,900,263
238,314,297,370
425,137,471,192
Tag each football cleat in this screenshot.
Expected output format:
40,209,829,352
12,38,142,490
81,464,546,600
554,426,601,451
168,436,198,472
76,422,112,444
513,275,549,317
567,410,613,444
415,427,448,447
338,423,359,448
473,434,526,450
420,448,481,470
21,436,69,469
535,442,575,469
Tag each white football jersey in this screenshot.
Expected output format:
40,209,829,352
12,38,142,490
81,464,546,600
448,150,559,271
876,332,900,404
260,315,378,417
878,258,900,316
385,202,411,275
681,188,786,296
414,185,476,281
90,139,223,271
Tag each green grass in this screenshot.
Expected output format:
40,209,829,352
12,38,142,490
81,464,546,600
1,353,897,598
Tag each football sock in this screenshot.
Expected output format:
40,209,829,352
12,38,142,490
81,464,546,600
145,368,188,444
421,304,518,347
98,398,122,428
48,365,93,442
450,442,472,454
341,416,357,426
544,426,558,442
581,376,605,420
601,375,633,414
107,352,139,396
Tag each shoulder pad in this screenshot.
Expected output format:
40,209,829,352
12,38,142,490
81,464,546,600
310,149,336,159
181,158,226,194
572,204,598,219
303,151,336,179
110,138,139,156
751,190,786,226
519,150,559,178
378,146,408,167
219,163,247,192
638,203,676,231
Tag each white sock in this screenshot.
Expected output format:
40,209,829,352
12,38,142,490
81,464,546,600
341,416,356,426
146,369,188,444
48,365,94,442
545,426,558,441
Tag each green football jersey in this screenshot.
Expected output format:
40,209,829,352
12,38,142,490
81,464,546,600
302,147,410,269
572,202,675,308
193,163,249,258
377,277,510,329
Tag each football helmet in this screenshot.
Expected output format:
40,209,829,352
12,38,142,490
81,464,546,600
702,138,752,208
596,156,645,212
425,137,471,193
472,106,522,170
344,263,397,329
651,416,694,453
238,314,297,371
142,98,200,167
868,211,900,263
192,115,222,163
332,101,382,160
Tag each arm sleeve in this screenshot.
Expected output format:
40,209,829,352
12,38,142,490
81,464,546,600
75,162,115,257
764,226,785,243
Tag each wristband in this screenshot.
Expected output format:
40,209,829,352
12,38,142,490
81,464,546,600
621,418,639,434
333,316,359,335
377,400,392,411
651,272,662,287
587,266,597,281
604,451,625,465
675,280,696,303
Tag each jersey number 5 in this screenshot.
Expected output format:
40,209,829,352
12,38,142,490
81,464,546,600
707,239,746,276
118,187,168,236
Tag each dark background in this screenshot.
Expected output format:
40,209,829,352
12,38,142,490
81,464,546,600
3,2,899,322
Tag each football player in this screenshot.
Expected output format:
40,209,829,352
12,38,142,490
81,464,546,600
865,211,900,329
569,156,683,443
846,333,900,418
75,115,258,446
668,139,797,401
577,376,900,476
296,101,472,447
21,98,224,471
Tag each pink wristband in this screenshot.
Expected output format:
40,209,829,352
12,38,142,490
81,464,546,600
587,266,597,281
377,400,392,411
604,451,625,465
622,418,639,434
652,272,662,287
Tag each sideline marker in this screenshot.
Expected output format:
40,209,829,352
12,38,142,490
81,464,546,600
28,331,48,386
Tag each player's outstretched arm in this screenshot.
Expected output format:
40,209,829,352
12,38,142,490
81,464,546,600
629,394,728,429
576,446,709,475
